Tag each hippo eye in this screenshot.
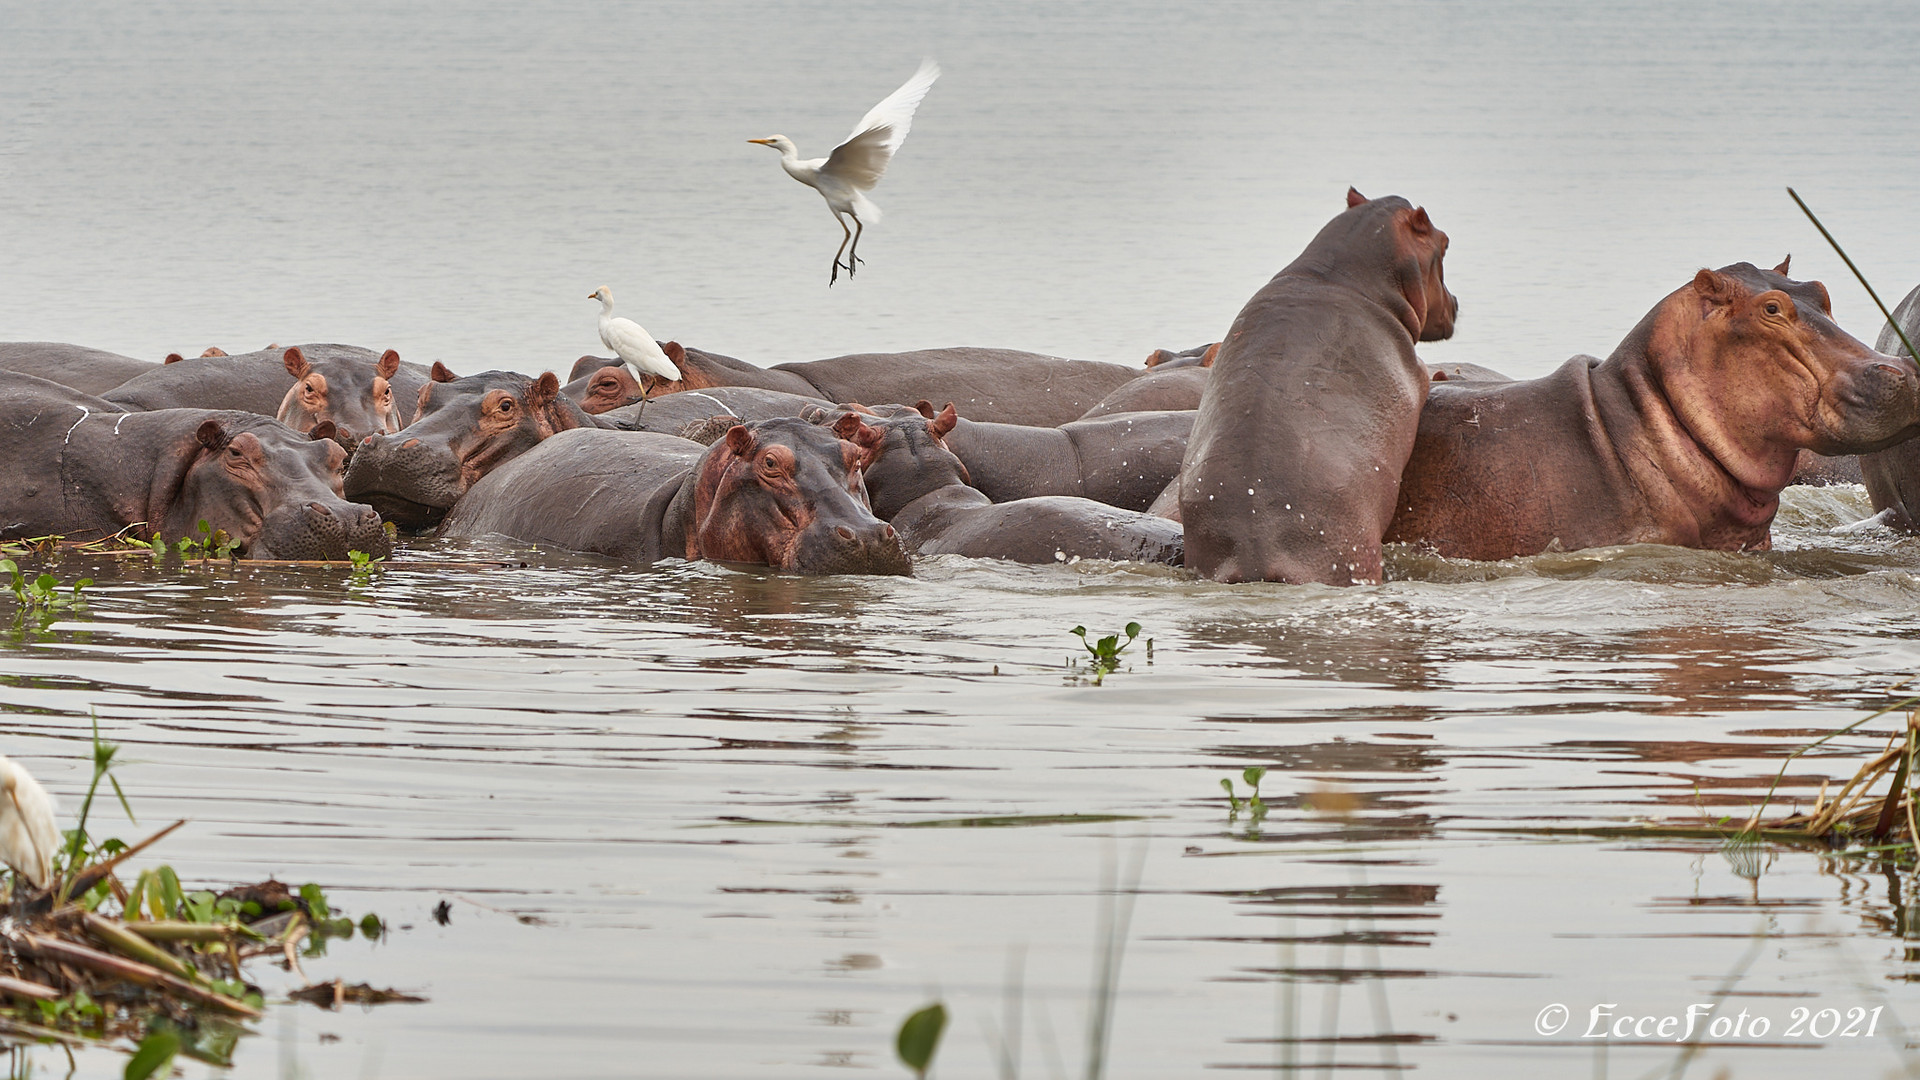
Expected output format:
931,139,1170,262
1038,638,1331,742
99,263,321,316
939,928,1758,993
498,399,514,412
1765,302,1781,315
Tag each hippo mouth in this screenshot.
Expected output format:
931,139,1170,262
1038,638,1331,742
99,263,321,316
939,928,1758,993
250,501,396,561
354,490,452,533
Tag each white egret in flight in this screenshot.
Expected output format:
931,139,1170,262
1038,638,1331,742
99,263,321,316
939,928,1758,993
750,59,940,285
588,287,681,388
0,756,58,890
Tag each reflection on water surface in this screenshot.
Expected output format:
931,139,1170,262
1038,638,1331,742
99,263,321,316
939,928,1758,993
1,487,1918,1077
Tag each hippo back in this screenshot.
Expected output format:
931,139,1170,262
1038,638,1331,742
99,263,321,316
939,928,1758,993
1860,283,1920,523
599,387,833,435
0,342,157,396
774,348,1141,427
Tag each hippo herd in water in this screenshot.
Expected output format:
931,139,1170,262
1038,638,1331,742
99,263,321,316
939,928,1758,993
7,188,1920,583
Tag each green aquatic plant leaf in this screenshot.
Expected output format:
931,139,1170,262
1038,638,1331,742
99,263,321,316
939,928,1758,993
895,1002,947,1078
124,1027,180,1080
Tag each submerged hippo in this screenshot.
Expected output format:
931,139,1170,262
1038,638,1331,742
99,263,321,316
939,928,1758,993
0,373,391,558
563,361,645,415
344,365,602,531
1078,366,1208,419
1179,188,1458,584
0,342,157,395
1388,262,1920,558
1857,283,1920,523
1143,343,1219,370
598,386,835,435
771,348,1143,427
923,403,1193,512
845,407,1184,564
440,419,910,574
105,344,430,442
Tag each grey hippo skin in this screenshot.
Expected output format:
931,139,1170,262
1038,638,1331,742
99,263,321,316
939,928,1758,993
772,348,1142,427
1389,262,1920,558
0,371,391,559
923,403,1192,512
598,386,834,435
1078,366,1209,419
104,344,433,442
1179,188,1458,584
439,418,910,575
0,342,157,396
845,406,1184,565
1857,283,1920,521
345,365,605,532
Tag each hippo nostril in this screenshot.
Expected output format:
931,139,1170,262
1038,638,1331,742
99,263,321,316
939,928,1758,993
402,438,421,449
835,526,855,542
362,435,375,447
881,524,895,540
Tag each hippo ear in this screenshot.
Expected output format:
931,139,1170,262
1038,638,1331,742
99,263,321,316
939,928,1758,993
1773,255,1791,276
1144,349,1168,368
1692,268,1738,309
377,349,401,379
1200,342,1220,367
912,400,937,420
929,402,959,440
723,423,755,457
283,347,311,379
663,341,686,370
1346,187,1368,208
164,353,184,364
194,419,230,452
308,420,338,443
528,372,560,408
200,347,227,357
831,412,866,440
430,361,457,383
1408,207,1433,235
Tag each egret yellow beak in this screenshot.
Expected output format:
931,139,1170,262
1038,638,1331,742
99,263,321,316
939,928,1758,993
747,138,773,145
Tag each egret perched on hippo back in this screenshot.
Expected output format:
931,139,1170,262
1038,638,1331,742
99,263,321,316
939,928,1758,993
749,58,940,285
588,287,682,392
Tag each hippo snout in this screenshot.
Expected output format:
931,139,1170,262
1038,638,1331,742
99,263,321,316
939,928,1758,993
250,497,393,561
792,518,911,576
343,432,465,532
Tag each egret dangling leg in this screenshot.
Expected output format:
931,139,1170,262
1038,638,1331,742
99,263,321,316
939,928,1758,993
847,214,866,274
831,213,854,286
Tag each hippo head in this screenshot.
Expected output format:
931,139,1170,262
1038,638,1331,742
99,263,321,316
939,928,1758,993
156,415,392,560
627,341,711,394
686,416,910,575
1647,259,1920,488
344,364,589,531
276,346,404,446
564,363,645,414
811,401,969,519
1310,188,1459,343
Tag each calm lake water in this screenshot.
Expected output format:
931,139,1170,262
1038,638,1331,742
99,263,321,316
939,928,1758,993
3,2,1920,1078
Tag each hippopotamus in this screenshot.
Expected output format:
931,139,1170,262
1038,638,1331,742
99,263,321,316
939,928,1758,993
918,404,1193,512
1387,261,1920,558
1790,450,1866,487
1424,360,1509,383
1856,283,1920,523
439,419,910,574
563,361,645,415
770,348,1144,427
1179,188,1458,584
0,342,156,396
597,386,835,435
0,372,391,558
104,344,430,442
843,407,1184,564
1077,366,1209,419
344,365,604,531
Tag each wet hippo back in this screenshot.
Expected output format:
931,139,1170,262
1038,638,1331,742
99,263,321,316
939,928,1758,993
939,409,1193,511
598,387,833,435
1858,283,1920,524
1078,367,1208,420
774,348,1142,427
0,342,157,395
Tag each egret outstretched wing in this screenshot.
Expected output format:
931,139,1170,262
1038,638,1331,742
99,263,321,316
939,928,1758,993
821,59,941,191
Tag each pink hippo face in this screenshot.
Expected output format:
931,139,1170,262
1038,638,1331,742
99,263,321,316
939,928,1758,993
161,415,392,560
276,346,404,446
687,417,909,575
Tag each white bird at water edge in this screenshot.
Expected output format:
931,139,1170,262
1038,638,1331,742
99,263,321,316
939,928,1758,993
588,286,681,387
749,58,940,285
0,755,59,890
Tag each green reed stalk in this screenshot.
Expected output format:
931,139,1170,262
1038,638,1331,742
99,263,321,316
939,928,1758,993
1787,187,1920,365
